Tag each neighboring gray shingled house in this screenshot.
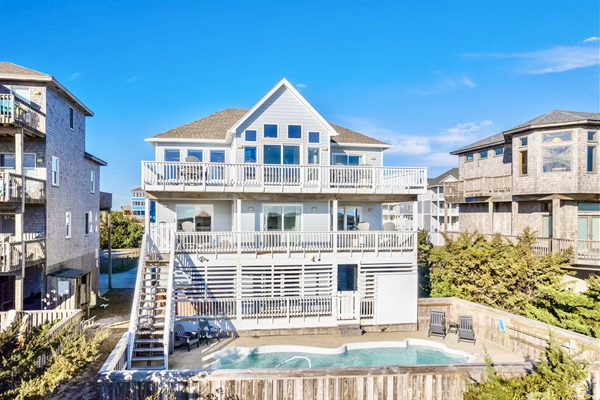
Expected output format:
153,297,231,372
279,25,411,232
445,109,600,271
0,62,108,311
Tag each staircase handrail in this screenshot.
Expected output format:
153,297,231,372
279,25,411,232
162,233,177,366
127,232,149,369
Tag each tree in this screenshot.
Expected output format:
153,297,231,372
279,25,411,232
100,211,144,249
0,316,107,399
417,229,433,297
464,335,588,399
428,228,600,338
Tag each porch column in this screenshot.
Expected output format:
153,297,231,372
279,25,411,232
552,198,561,240
511,201,519,236
236,198,242,254
332,199,338,231
412,200,418,231
14,128,24,310
488,201,493,235
443,201,448,233
144,198,150,232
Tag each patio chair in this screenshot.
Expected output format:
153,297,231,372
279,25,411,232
174,323,199,351
383,222,396,231
199,319,221,345
457,315,476,344
428,310,446,338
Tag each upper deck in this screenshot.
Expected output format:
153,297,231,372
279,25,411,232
142,161,426,196
0,94,45,137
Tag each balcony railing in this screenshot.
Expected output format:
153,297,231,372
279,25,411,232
147,225,415,254
444,175,512,203
0,94,45,136
0,237,46,273
0,172,45,204
444,232,600,267
142,161,426,195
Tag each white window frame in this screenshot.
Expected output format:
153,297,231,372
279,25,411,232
90,170,95,193
51,156,60,186
261,204,303,232
66,212,71,238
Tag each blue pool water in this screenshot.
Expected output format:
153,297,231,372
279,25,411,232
216,344,470,370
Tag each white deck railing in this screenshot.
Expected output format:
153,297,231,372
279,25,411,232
142,161,426,194
169,231,415,254
174,296,380,320
0,94,46,136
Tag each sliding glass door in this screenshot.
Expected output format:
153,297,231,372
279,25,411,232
263,145,301,185
176,205,213,232
264,205,301,246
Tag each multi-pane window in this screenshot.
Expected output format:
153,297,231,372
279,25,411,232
66,212,71,238
164,149,180,162
519,150,528,175
85,211,91,235
264,124,278,138
51,156,60,186
332,153,362,165
588,131,598,173
69,107,74,129
542,131,572,172
244,147,257,163
309,132,320,144
187,149,203,162
245,130,257,142
288,125,301,139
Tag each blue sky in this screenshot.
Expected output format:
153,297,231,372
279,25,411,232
1,0,598,207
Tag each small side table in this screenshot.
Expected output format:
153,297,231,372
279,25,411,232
448,321,459,334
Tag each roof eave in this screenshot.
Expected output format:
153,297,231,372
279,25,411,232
503,119,600,137
0,73,93,116
84,152,107,166
331,142,392,149
145,137,229,144
226,78,338,141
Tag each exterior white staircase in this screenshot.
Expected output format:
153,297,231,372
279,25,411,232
127,233,175,370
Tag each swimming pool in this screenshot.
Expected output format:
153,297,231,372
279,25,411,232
211,339,474,370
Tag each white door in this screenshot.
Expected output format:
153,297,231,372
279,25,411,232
337,291,357,320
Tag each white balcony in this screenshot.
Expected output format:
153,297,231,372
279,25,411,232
147,225,416,255
142,162,426,195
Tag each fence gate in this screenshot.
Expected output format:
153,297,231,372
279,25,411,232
337,291,357,320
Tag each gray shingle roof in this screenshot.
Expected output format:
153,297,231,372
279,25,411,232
0,62,50,78
450,132,505,155
151,108,248,140
149,108,388,146
508,110,600,131
427,167,459,186
329,123,388,146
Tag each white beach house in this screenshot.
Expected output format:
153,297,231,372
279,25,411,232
131,79,426,368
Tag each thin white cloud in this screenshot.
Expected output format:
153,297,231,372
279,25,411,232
126,76,138,83
70,72,81,80
471,39,600,74
296,83,307,89
433,120,494,145
412,73,476,95
422,151,458,167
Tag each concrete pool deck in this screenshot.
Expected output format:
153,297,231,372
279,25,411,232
168,328,525,370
